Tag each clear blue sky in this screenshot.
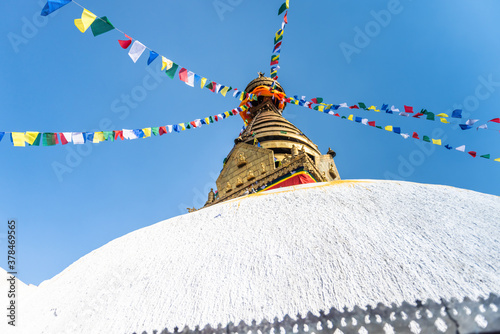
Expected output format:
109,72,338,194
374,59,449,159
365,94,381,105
1,0,499,285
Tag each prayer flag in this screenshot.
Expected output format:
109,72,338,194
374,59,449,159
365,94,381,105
147,51,159,65
390,105,399,113
459,124,472,130
133,129,144,138
93,132,105,143
393,127,401,134
128,41,146,63
159,126,167,135
355,117,362,123
489,118,500,123
358,102,367,110
74,9,96,33
118,35,132,49
495,158,500,162
381,104,388,110
466,119,479,126
426,112,435,121
477,124,488,130
42,133,58,146
142,128,151,137
368,121,376,127
404,105,413,113
179,123,186,131
401,133,410,139
90,16,114,37
103,131,114,141
468,151,477,158
480,154,490,159
166,125,173,133
220,86,230,96
161,56,173,71
123,129,138,140
440,118,450,124
12,133,26,147
385,125,393,132
432,139,441,145
151,127,159,136
165,63,179,79
41,0,71,16
444,145,453,150
179,68,194,87
201,77,207,88
311,98,323,104
72,132,85,144
0,132,4,142
114,130,124,140
278,0,289,15
452,109,462,118
423,136,430,142
436,113,448,117
284,11,288,24
455,145,465,152
412,132,419,139
25,132,39,145
348,114,353,121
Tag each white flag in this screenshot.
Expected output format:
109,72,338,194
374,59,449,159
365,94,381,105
390,105,400,112
62,132,73,143
477,124,488,130
166,125,173,133
339,103,349,108
401,133,410,139
361,118,368,125
465,119,479,126
71,132,85,144
455,145,466,152
128,41,146,63
123,129,138,140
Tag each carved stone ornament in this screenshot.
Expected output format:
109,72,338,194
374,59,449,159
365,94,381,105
291,144,298,157
247,170,255,180
260,162,266,174
207,188,215,203
236,177,243,187
226,182,232,192
237,152,247,167
329,164,337,179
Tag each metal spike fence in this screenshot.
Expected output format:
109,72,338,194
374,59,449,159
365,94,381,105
134,293,500,334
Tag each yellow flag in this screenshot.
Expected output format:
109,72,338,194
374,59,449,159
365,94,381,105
12,132,26,147
25,132,39,145
201,77,207,88
179,123,186,131
348,114,353,121
368,106,380,112
220,86,230,97
143,128,151,137
74,9,97,33
494,158,500,162
436,113,449,117
93,132,105,143
205,117,210,124
440,118,450,124
385,125,393,132
432,139,442,145
224,111,230,117
318,106,324,112
161,57,173,71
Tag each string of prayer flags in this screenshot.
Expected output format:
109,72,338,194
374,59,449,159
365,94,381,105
90,16,115,37
128,41,146,63
41,0,72,16
74,8,96,33
288,100,497,162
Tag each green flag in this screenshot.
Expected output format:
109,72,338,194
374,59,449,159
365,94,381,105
152,127,159,136
274,35,283,45
376,126,382,129
42,133,57,146
165,63,179,79
186,124,191,129
209,116,214,123
103,131,114,141
278,1,289,15
423,135,431,142
426,112,435,121
29,133,41,146
91,16,115,37
358,102,367,110
480,154,490,159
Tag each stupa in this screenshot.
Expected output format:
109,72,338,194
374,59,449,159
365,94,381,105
204,74,340,208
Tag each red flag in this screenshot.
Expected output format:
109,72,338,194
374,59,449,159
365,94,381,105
159,126,167,135
190,121,197,128
54,133,59,145
413,113,424,118
273,41,282,51
334,113,340,117
214,115,219,122
114,130,124,140
404,105,414,113
468,151,477,158
270,60,279,65
349,105,359,109
118,34,132,49
178,67,188,83
412,132,419,139
489,118,500,123
59,133,69,145
284,11,288,24
368,121,376,127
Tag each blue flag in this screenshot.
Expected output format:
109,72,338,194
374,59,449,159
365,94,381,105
459,124,472,130
41,0,72,16
452,109,462,118
0,132,4,142
393,127,401,134
444,145,453,150
381,104,388,111
147,51,159,65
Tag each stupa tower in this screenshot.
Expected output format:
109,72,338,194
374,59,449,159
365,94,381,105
203,74,340,208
